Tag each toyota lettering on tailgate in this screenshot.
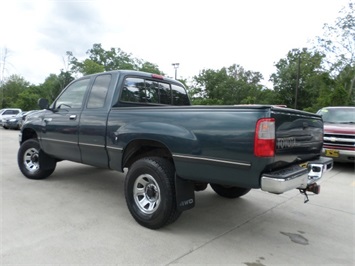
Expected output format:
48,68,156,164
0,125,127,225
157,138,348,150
277,137,297,149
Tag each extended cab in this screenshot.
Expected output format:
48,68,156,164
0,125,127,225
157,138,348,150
18,70,333,229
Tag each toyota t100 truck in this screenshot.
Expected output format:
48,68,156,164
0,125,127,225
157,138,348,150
18,70,333,229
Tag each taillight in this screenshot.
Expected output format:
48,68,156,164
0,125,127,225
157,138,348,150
254,118,275,157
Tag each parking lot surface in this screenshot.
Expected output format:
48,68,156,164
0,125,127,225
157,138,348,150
1,128,354,265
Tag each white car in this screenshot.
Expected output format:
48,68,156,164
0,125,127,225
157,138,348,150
0,108,22,127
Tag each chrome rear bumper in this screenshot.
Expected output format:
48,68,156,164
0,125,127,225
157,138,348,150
261,157,333,194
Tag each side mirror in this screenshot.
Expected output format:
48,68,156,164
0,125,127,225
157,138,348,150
38,98,49,109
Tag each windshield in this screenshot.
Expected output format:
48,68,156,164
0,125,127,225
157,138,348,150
317,107,355,123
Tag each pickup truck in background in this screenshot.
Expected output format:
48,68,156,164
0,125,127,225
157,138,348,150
316,106,355,163
18,70,333,229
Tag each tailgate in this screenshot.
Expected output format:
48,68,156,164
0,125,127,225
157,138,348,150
272,107,323,166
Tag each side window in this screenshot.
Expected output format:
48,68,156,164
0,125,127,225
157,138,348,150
120,78,184,105
159,82,171,104
121,78,146,103
172,84,189,105
56,79,90,109
4,110,18,115
87,75,111,109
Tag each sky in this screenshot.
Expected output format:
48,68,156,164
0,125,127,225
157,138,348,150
0,0,350,87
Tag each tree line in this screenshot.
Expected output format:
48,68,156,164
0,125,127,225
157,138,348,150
0,2,354,113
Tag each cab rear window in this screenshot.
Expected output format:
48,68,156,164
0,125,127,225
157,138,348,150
120,77,189,105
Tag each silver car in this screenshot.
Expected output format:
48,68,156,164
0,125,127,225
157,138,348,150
0,108,22,127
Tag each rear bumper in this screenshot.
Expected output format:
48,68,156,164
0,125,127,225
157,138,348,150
261,157,333,194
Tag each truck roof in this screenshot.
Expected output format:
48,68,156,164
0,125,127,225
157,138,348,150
79,70,184,87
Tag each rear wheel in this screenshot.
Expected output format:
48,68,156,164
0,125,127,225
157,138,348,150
125,157,181,229
18,139,56,179
210,183,251,198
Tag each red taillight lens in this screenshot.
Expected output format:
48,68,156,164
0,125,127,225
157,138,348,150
254,118,275,157
151,74,164,80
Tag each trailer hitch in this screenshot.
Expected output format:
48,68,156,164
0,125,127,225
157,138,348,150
299,183,320,203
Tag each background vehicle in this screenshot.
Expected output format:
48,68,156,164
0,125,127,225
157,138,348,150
0,108,22,127
19,110,40,128
3,111,26,130
317,106,355,163
3,110,42,130
18,70,333,229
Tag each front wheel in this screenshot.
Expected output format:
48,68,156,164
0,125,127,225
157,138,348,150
18,139,56,179
124,157,181,229
210,183,251,198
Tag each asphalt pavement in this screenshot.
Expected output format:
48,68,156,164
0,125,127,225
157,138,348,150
1,127,354,265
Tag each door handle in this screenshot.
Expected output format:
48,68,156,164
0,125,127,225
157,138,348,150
69,115,77,120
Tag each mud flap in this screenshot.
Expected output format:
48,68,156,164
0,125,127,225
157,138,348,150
175,175,195,212
39,150,56,170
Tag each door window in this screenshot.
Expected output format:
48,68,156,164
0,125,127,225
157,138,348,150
55,78,90,109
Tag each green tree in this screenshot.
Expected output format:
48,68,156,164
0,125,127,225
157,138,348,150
314,1,355,105
0,74,29,108
189,64,272,105
15,85,43,111
86,43,135,70
39,71,74,102
0,72,73,110
78,59,105,75
67,43,163,75
270,48,332,111
137,61,161,74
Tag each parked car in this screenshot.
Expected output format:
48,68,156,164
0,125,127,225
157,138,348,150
0,108,22,127
317,106,355,163
3,110,42,130
3,111,26,130
19,110,40,128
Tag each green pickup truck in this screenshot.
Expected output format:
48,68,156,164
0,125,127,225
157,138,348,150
18,70,333,229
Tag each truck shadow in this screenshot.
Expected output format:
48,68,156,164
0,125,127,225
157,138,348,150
47,162,126,202
333,162,355,172
43,161,264,231
40,160,354,234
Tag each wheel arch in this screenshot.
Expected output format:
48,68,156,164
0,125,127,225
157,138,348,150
122,139,174,170
20,128,38,144
122,139,196,213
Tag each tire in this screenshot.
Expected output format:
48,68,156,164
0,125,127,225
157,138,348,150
125,157,181,229
17,139,56,180
210,183,251,198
